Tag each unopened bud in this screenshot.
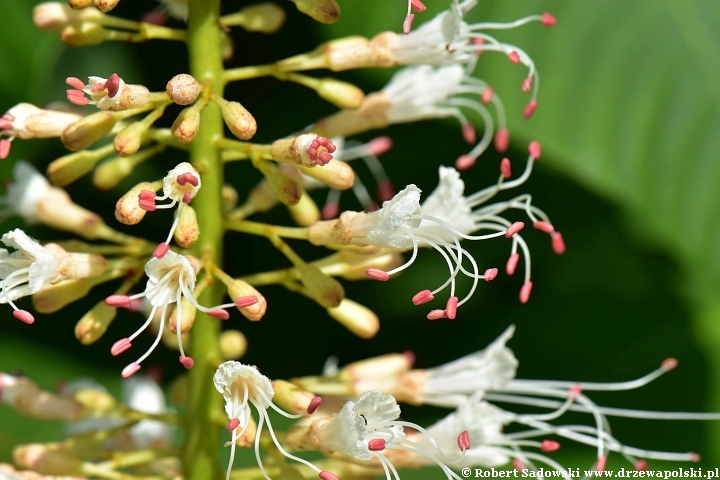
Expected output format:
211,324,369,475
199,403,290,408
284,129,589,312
61,111,115,151
271,380,315,414
222,101,257,140
113,121,147,157
174,205,200,248
287,192,320,226
7,103,82,139
264,165,303,206
33,2,101,29
222,184,239,213
219,330,248,360
246,180,279,213
35,188,106,239
299,160,354,190
0,373,83,421
60,21,110,46
327,298,379,339
341,353,413,381
223,3,286,33
168,296,196,333
91,0,120,12
227,280,267,321
68,0,93,8
172,107,201,143
289,0,339,24
13,444,83,476
299,265,344,308
166,74,200,105
316,78,364,109
115,182,154,225
108,83,151,112
75,300,117,345
33,277,105,313
73,386,116,412
221,30,234,61
46,145,112,186
94,146,162,190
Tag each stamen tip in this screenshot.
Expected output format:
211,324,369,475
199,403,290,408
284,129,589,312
519,281,533,304
426,309,447,321
226,418,240,431
688,452,701,463
661,357,678,371
179,355,195,369
540,439,560,452
368,136,393,156
207,309,230,320
500,158,512,178
595,456,607,472
412,289,434,305
445,296,458,320
495,128,510,153
121,362,141,379
524,101,539,120
542,12,557,27
457,430,470,451
153,242,170,259
307,396,323,414
533,220,555,234
403,13,415,35
506,253,520,276
12,309,35,325
319,472,339,480
634,459,648,471
367,438,386,451
505,221,525,238
111,338,132,356
528,140,541,158
455,155,476,171
105,294,131,308
366,268,390,281
484,268,498,281
235,295,259,309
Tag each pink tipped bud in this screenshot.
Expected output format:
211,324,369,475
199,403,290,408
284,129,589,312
111,338,132,356
494,128,509,152
457,431,470,451
403,13,415,35
366,268,390,281
369,136,393,156
13,310,35,325
484,268,498,281
528,140,542,158
412,289,434,305
522,76,533,93
121,362,141,378
427,309,447,320
541,440,560,452
367,438,386,451
513,459,525,471
207,309,230,320
138,190,157,200
105,294,131,308
519,281,533,304
533,221,555,233
523,100,538,119
551,232,565,255
505,221,525,238
595,456,607,472
307,396,323,414
153,242,170,259
410,0,426,12
481,87,494,105
321,201,339,220
462,122,476,144
179,355,195,369
508,51,520,63
235,295,259,308
661,357,678,371
138,198,157,211
500,158,512,179
377,180,395,201
0,139,11,159
226,418,240,430
634,460,648,471
542,12,557,26
569,384,582,400
688,452,701,463
455,155,476,171
446,296,458,320
319,472,339,480
66,77,85,90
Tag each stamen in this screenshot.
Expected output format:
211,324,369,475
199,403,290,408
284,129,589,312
462,122,476,144
0,119,13,130
481,87,494,104
495,128,509,152
368,438,386,451
121,362,141,379
227,418,240,430
521,77,533,93
455,155,476,171
505,221,525,238
403,13,414,35
513,459,525,471
508,51,520,63
506,253,520,275
111,338,132,356
635,459,648,471
499,158,511,179
65,77,85,90
412,290,434,305
457,431,471,451
403,350,416,367
322,200,339,220
551,232,565,255
182,192,192,204
519,281,533,304
12,310,34,325
369,136,393,156
106,294,131,308
366,268,390,281
153,242,170,259
377,179,396,201
533,221,554,233
427,309,447,320
307,137,336,166
484,268,498,281
541,440,560,452
207,309,230,320
179,355,195,369
446,296,458,320
541,13,557,27
595,456,607,472
139,198,157,211
235,295,258,308
0,139,11,159
410,0,426,12
66,90,90,106
319,472,339,480
105,73,120,98
139,190,157,200
523,100,538,119
528,140,541,158
307,396,323,414
90,82,106,93
662,358,678,371
185,173,199,186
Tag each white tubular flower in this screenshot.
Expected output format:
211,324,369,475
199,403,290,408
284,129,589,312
105,251,257,377
0,104,81,159
0,161,53,224
123,375,173,449
213,361,329,480
65,74,150,111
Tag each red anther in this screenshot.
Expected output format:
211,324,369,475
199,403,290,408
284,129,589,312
0,139,11,160
366,268,390,281
412,289,434,305
523,100,538,120
12,310,34,325
508,51,520,63
90,82,106,93
235,295,259,308
533,221,554,233
368,136,392,156
528,140,541,158
325,139,337,153
410,0,426,12
176,173,187,185
179,355,195,369
182,192,192,204
318,150,333,165
319,472,339,480
455,155,476,171
141,9,168,25
569,384,582,399
138,198,157,212
519,281,533,304
505,221,525,238
471,37,485,55
226,418,240,430
105,294,131,308
0,120,13,130
541,440,560,452
506,253,520,276
427,309,447,320
377,180,395,202
105,73,120,98
307,396,323,414
481,87,494,105
688,452,701,463
541,12,557,27
184,174,199,186
494,128,509,153
207,309,230,320
634,460,648,471
66,91,90,106
462,122,476,144
457,431,471,451
321,201,339,220
521,76,533,93
111,338,132,356
65,77,85,90
121,362,141,379
661,357,678,370
446,296,458,320
402,350,416,367
138,190,157,200
595,456,607,472
484,268,498,281
403,13,414,34
513,459,525,471
153,242,170,259
368,438,386,451
500,158,511,179
551,232,565,255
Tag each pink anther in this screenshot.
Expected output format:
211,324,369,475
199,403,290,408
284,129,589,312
481,87,494,105
462,122,476,144
508,51,520,63
235,295,259,308
446,296,458,320
519,281,533,304
528,140,541,158
321,201,339,220
661,357,678,371
0,139,11,160
551,232,565,255
513,459,525,471
455,155,476,171
307,396,323,414
368,136,392,156
410,0,426,12
412,289,434,305
427,309,447,320
318,150,333,165
0,120,13,131
105,73,120,98
207,309,230,320
457,431,471,451
523,100,538,120
506,253,519,276
377,180,395,201
634,459,648,471
176,174,187,186
688,453,701,463
105,294,131,308
595,456,607,472
90,82,106,93
65,77,85,90
402,350,416,367
138,198,157,212
505,221,525,238
569,384,582,400
66,90,90,106
138,190,157,200
319,472,339,480
403,13,414,35
494,128,509,153
12,310,34,325
182,192,192,204
541,12,557,27
307,137,336,166
472,37,485,55
541,440,560,452
184,173,199,186
521,76,533,93
153,242,170,259
111,338,132,356
366,268,389,281
121,362,141,379
500,158,511,179
179,355,195,369
368,438,386,451
484,268,498,281
226,418,240,430
533,221,554,233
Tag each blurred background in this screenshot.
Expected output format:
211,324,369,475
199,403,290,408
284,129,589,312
1,0,720,474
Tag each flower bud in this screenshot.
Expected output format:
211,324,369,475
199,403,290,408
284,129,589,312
113,121,147,157
222,101,257,140
245,180,279,213
46,145,112,187
61,111,115,151
298,265,344,308
172,107,201,143
13,444,83,475
222,184,239,213
219,330,248,360
224,3,286,33
35,188,106,239
68,0,93,8
60,21,110,46
166,74,200,105
299,160,354,190
287,192,320,227
288,0,339,24
174,205,200,248
73,386,117,412
227,280,266,321
91,0,121,13
33,2,102,30
75,300,117,345
265,165,303,206
340,353,413,382
168,296,196,334
0,373,83,421
107,83,151,111
221,30,234,61
327,298,379,339
4,103,82,140
271,380,315,414
33,277,105,313
316,78,364,109
115,182,154,225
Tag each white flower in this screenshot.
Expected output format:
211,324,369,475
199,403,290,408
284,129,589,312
0,161,53,224
123,375,173,449
0,105,81,159
420,166,475,235
66,74,125,110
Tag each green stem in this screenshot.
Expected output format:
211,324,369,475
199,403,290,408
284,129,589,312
183,0,225,478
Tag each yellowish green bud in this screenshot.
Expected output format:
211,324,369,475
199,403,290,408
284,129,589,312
115,182,153,225
327,298,379,339
91,0,120,13
173,205,200,248
316,77,365,109
271,380,315,414
222,101,257,140
287,192,320,226
222,184,239,213
94,145,163,191
166,74,200,105
68,0,93,8
223,3,286,33
33,276,105,313
113,121,147,157
299,159,354,190
219,330,248,360
46,145,112,186
13,445,83,476
73,387,117,412
61,111,115,151
289,0,339,24
298,265,344,308
168,296,196,334
265,164,303,206
227,280,267,321
60,21,110,46
172,107,201,143
75,300,117,345
33,2,102,30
